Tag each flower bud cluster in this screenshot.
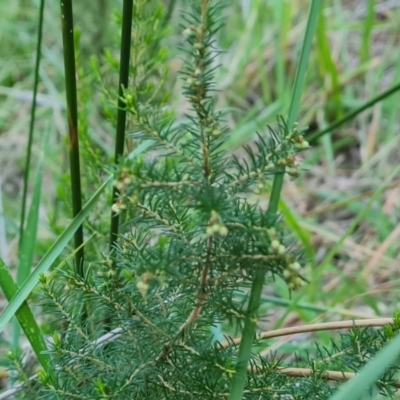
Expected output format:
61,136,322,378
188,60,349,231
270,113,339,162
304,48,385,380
267,228,304,290
203,115,221,137
112,167,140,213
113,167,135,192
96,257,117,279
283,261,305,290
254,178,266,195
136,272,153,297
204,124,220,137
124,93,134,108
261,123,310,185
276,154,302,180
182,24,206,46
111,199,126,214
183,25,197,38
268,228,286,255
288,123,309,147
183,22,206,89
206,210,228,237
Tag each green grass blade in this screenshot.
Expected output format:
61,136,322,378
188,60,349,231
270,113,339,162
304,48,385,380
274,163,400,327
17,147,45,286
359,0,375,64
19,0,45,248
0,176,112,334
13,150,44,349
268,0,322,214
224,101,282,150
316,5,343,120
279,198,315,261
257,294,368,318
315,5,343,174
0,258,53,378
228,2,322,399
163,0,176,28
271,0,289,100
319,166,400,269
308,81,400,143
285,0,321,132
329,328,400,400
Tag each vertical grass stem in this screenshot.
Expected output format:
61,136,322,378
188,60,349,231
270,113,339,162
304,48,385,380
228,2,322,398
109,0,133,251
60,0,85,276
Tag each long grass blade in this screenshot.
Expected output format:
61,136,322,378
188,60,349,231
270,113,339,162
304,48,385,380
228,2,322,399
12,150,44,349
19,0,45,247
329,326,400,400
0,176,112,334
0,258,53,378
308,82,400,143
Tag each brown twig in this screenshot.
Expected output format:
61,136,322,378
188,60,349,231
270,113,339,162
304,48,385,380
254,366,400,389
276,367,399,388
219,318,394,348
177,236,213,334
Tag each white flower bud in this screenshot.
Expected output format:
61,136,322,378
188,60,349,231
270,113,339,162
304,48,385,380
219,225,228,237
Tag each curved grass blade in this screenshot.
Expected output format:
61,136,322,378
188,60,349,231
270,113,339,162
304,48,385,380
13,148,44,349
279,197,315,261
19,0,45,248
224,101,282,150
0,176,112,334
308,81,400,143
0,258,53,379
329,325,400,400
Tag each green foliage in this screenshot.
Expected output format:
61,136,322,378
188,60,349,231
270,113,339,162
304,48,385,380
35,1,308,398
2,1,400,400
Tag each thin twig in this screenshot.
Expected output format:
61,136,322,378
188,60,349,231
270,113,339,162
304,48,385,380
177,236,213,334
219,318,394,348
264,366,400,389
1,318,395,399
